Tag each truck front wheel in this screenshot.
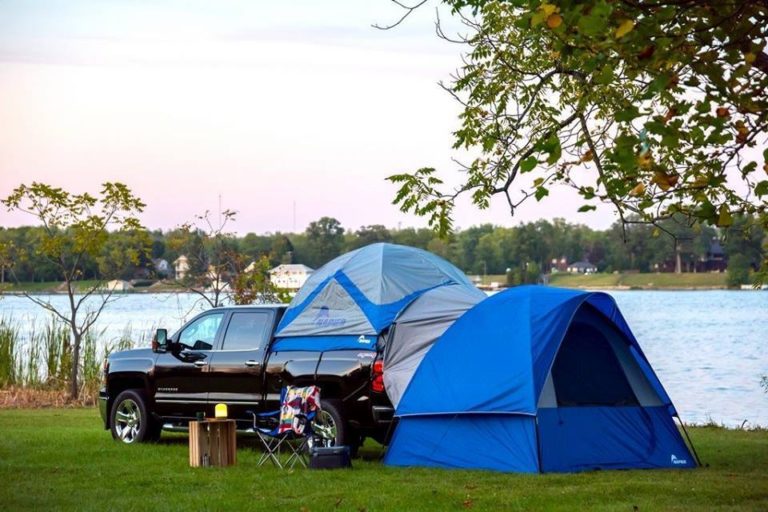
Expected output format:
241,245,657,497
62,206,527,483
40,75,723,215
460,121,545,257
110,389,159,444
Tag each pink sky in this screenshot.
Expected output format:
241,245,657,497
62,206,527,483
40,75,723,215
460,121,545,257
0,0,618,234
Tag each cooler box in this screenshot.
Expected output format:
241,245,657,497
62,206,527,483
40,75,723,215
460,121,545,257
309,446,352,469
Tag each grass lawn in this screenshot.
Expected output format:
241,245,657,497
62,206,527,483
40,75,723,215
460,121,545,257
0,409,766,511
549,272,728,289
548,273,623,288
0,281,61,293
0,280,104,293
620,272,728,288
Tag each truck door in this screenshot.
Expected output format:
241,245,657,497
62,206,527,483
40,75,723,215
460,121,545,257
154,311,225,419
206,310,274,419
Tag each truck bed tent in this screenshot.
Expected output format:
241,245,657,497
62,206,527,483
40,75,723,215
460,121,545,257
273,243,479,352
385,285,697,473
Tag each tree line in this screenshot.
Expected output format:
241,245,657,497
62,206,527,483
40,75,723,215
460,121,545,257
0,183,763,401
2,214,764,286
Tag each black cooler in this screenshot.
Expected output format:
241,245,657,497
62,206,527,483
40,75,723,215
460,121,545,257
309,446,352,469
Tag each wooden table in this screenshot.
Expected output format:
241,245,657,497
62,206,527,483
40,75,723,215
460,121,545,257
189,419,237,467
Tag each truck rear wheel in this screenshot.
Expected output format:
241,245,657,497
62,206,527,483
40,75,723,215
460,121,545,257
314,399,346,447
313,399,362,457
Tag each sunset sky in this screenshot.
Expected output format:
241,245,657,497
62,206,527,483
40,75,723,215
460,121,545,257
0,0,617,234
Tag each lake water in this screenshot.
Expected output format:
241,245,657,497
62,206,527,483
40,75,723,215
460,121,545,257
1,290,766,428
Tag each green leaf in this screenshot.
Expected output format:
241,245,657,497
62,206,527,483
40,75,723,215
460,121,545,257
609,134,638,170
755,181,768,197
578,204,597,212
578,17,603,37
577,2,611,37
661,133,679,148
535,186,549,201
545,137,562,165
646,120,667,135
741,161,757,177
597,66,614,85
649,73,672,93
615,105,640,122
695,100,710,114
520,156,538,173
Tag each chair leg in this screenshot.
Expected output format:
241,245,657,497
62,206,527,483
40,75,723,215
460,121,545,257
285,437,309,469
256,432,290,469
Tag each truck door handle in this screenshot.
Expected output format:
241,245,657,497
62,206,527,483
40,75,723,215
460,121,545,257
193,360,208,368
245,360,260,367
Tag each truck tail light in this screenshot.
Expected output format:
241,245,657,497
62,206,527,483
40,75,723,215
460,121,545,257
372,360,385,393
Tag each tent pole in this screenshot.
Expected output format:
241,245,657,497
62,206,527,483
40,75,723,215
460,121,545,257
676,414,702,467
384,416,398,445
379,417,399,461
535,416,543,474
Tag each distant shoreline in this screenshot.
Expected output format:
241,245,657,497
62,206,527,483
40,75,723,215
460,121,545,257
2,272,761,294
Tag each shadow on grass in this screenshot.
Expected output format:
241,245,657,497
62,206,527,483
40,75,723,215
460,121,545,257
156,431,388,461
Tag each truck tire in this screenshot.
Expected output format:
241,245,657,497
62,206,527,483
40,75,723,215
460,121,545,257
315,399,347,448
110,389,158,444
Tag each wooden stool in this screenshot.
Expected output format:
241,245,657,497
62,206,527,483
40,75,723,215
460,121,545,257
189,419,237,467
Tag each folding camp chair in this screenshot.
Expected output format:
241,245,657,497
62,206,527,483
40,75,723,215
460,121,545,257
248,385,321,469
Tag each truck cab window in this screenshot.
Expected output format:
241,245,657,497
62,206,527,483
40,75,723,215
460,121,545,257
221,312,271,351
179,313,224,350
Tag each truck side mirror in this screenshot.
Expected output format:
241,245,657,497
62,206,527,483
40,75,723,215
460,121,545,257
152,328,168,352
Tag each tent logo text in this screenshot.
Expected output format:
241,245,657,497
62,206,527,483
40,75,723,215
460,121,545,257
670,454,687,465
313,306,346,327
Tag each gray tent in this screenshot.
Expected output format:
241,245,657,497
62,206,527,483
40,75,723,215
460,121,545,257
383,284,486,408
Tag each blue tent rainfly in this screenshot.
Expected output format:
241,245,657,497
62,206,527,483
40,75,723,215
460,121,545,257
385,285,698,473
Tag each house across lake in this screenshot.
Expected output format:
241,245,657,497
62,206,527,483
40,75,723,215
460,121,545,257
267,263,314,291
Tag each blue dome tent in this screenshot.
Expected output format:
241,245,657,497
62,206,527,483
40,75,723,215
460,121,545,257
273,243,479,352
385,285,698,473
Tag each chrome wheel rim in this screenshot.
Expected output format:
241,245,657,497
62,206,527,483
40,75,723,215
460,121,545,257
313,409,337,447
114,399,141,443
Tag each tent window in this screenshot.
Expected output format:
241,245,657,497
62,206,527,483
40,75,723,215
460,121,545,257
552,321,639,407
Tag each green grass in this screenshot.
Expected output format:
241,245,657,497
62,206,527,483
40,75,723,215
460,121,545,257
0,281,61,293
0,280,105,293
620,272,728,288
549,272,728,289
0,409,766,511
548,273,623,288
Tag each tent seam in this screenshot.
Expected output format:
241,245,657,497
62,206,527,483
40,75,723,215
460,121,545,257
395,411,537,418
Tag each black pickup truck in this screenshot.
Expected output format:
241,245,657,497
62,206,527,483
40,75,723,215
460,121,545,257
98,304,393,450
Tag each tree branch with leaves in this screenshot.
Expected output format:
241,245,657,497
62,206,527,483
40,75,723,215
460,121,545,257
167,209,239,308
169,210,290,309
2,182,146,400
388,0,768,279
